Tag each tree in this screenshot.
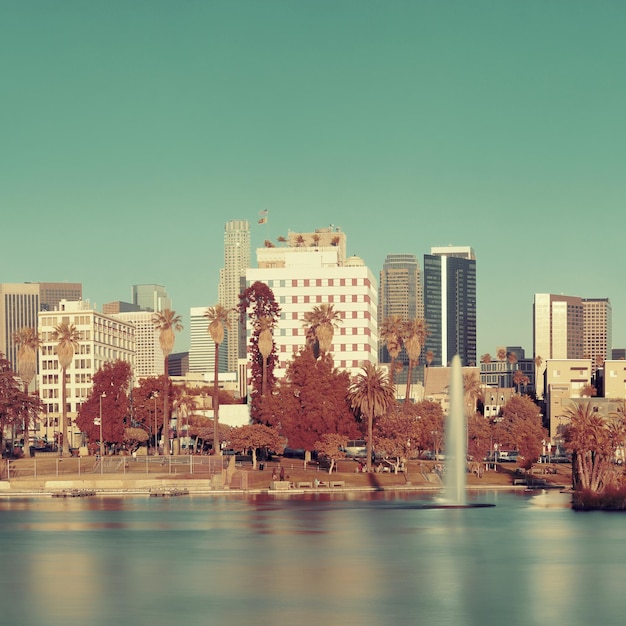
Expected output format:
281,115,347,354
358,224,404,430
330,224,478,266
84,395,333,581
379,314,404,388
580,384,597,398
256,315,275,397
204,304,231,455
374,407,421,475
173,386,197,454
238,281,281,422
303,303,342,357
563,402,620,492
51,321,81,456
129,376,166,454
76,360,132,452
314,433,348,474
152,309,183,455
273,348,361,464
347,362,396,472
513,370,530,394
494,395,546,472
424,350,435,392
0,352,43,456
12,327,41,449
402,318,428,408
412,400,445,458
463,370,483,417
124,427,149,454
228,423,285,470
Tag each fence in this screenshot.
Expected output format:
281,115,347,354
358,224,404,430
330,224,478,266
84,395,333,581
1,455,228,480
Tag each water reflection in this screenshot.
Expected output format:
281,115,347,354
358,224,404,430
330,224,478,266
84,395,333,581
0,490,624,626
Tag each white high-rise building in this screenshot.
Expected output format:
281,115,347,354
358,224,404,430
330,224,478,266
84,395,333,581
218,220,251,373
110,311,163,379
38,300,135,448
244,228,377,381
189,306,228,374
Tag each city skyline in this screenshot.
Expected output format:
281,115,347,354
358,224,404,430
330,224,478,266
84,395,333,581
3,2,625,356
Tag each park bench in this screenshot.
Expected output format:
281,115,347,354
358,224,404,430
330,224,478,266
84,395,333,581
297,481,313,488
330,480,345,488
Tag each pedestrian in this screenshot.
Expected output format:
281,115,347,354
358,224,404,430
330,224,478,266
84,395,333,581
279,466,285,481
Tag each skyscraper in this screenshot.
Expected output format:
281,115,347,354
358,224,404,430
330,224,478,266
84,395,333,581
378,253,423,369
132,284,171,313
423,246,476,367
533,293,584,398
0,282,82,374
582,298,612,371
218,220,251,373
189,306,228,374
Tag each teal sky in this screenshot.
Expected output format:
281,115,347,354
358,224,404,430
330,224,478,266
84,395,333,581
2,1,625,356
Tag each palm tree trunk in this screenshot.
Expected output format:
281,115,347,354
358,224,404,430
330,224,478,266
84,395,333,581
366,413,373,473
404,361,413,410
61,367,69,456
213,343,220,455
163,358,170,456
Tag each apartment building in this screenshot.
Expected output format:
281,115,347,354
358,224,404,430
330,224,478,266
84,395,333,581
38,300,135,448
245,228,377,381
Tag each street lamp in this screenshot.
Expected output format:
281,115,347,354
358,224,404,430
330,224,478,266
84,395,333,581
98,392,106,474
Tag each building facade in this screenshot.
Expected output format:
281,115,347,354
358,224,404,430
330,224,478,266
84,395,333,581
582,297,612,372
132,284,171,313
218,220,251,374
110,311,163,379
1,282,82,381
378,253,423,374
38,300,135,449
423,246,476,367
245,230,377,382
188,306,228,374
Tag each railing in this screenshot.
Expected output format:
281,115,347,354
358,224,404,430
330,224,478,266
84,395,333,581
1,455,228,480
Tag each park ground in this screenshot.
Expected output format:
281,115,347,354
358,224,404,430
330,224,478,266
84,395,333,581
0,455,572,495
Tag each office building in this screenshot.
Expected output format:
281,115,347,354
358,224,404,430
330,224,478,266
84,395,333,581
110,311,163,379
132,284,171,313
189,306,228,374
218,220,251,373
1,282,81,376
245,227,377,381
423,246,476,367
582,298,612,371
533,294,611,397
378,254,423,378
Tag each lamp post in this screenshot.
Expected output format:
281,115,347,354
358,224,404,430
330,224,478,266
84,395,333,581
99,392,106,474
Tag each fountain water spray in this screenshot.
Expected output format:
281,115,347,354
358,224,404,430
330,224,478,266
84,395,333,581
443,354,467,506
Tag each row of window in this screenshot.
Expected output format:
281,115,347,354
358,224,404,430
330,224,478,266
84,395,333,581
267,278,369,288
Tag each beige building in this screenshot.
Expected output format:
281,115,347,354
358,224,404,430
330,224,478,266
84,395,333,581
544,359,592,443
38,300,135,449
602,360,626,399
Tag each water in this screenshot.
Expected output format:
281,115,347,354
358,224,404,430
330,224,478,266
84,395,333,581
0,490,623,626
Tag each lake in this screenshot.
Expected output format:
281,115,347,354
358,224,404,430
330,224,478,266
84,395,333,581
0,489,623,626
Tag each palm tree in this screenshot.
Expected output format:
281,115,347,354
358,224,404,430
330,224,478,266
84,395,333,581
302,303,342,357
563,401,612,492
204,305,230,455
174,387,196,454
379,314,404,388
494,347,507,414
256,315,274,396
513,370,529,394
347,362,395,472
463,370,483,417
13,327,41,452
402,318,428,408
152,309,183,455
424,349,435,394
51,322,81,456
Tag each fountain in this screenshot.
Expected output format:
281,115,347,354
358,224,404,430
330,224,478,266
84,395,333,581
443,354,467,505
420,354,493,509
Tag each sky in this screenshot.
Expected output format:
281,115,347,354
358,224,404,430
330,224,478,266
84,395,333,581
3,1,625,356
